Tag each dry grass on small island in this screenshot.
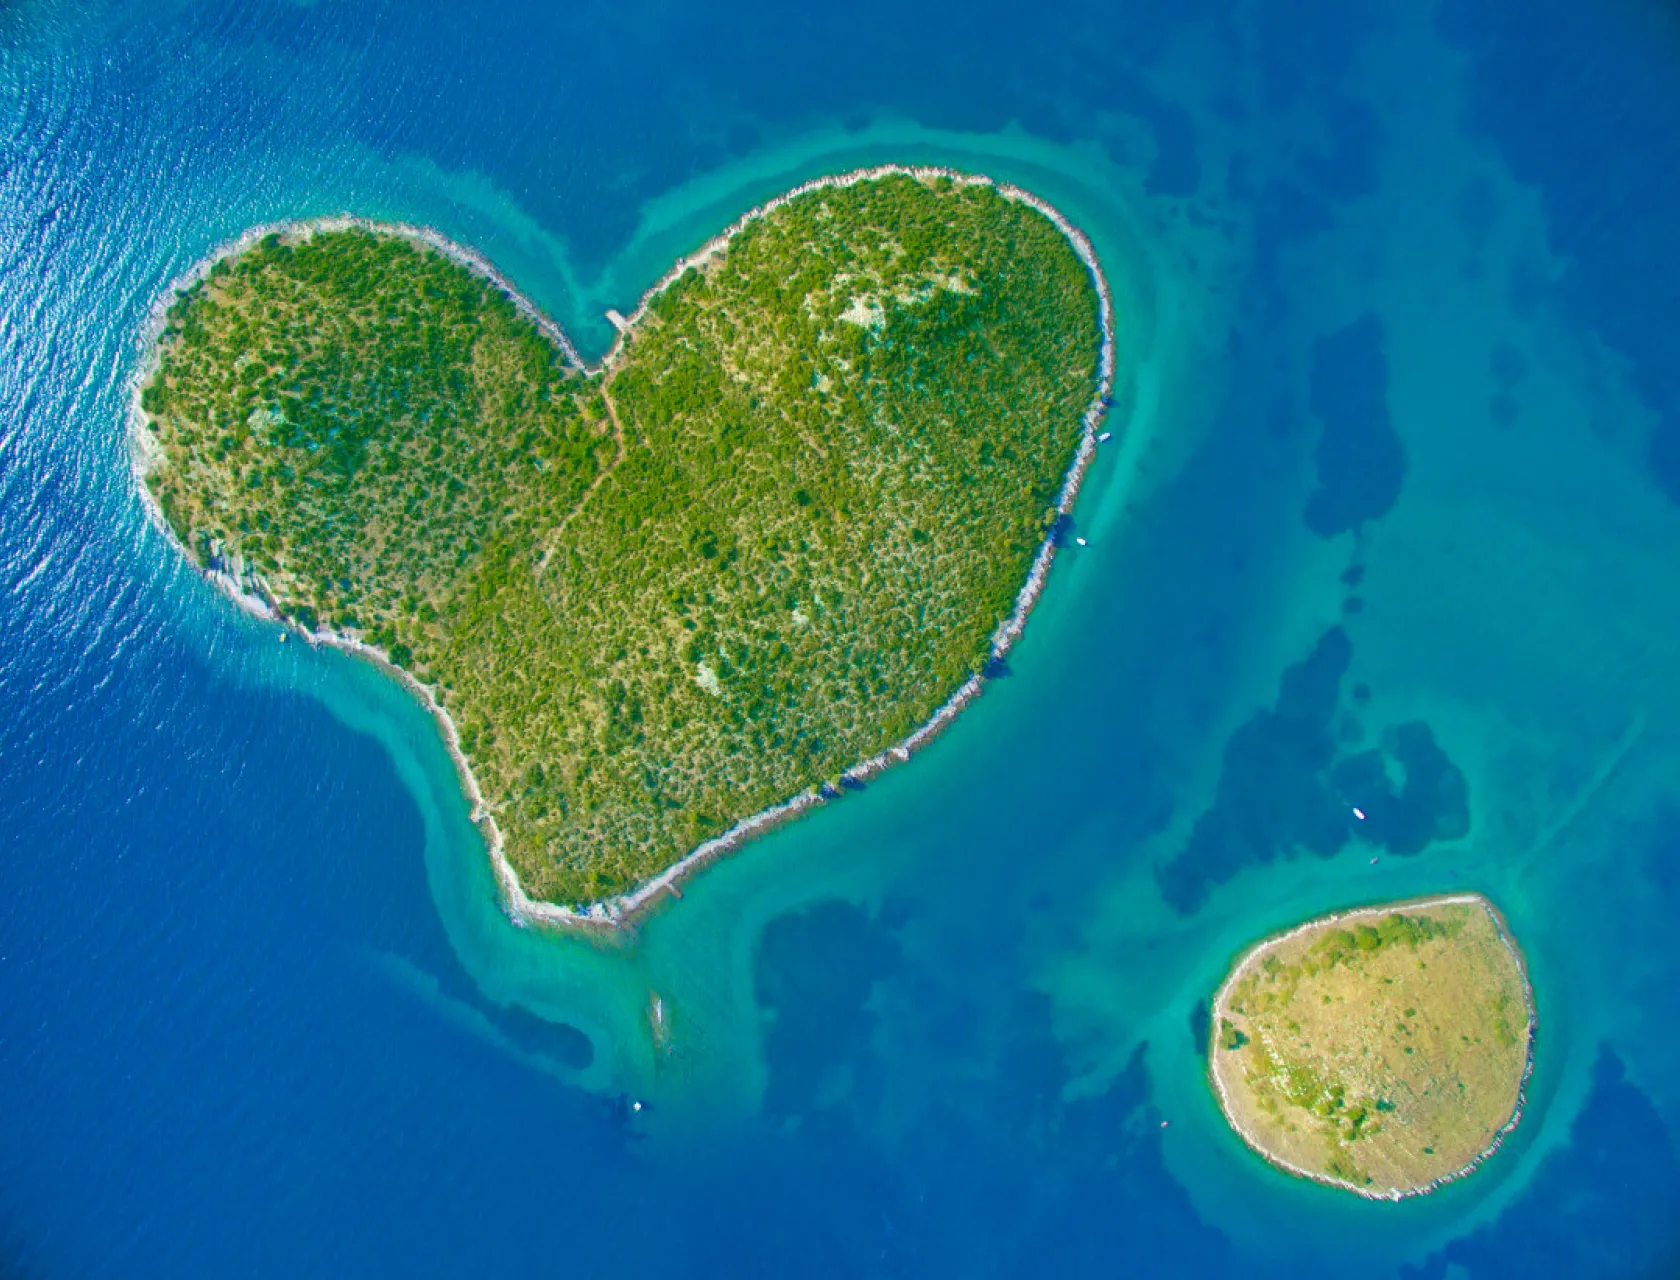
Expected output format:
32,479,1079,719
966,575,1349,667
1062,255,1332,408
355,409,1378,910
1209,894,1532,1198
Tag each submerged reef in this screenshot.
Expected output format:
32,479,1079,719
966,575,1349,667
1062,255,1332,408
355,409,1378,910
1157,625,1469,914
1304,313,1406,537
750,897,1236,1271
1329,723,1470,857
1439,0,1680,506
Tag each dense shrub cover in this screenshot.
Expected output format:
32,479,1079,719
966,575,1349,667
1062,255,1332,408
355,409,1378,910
141,174,1102,903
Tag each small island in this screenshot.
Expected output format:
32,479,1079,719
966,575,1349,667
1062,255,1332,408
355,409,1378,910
132,167,1112,919
1208,894,1535,1199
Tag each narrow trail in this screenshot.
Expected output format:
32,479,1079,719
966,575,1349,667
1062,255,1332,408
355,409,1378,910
536,378,628,579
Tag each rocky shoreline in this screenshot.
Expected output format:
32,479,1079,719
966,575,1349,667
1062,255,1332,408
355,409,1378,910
128,163,1117,931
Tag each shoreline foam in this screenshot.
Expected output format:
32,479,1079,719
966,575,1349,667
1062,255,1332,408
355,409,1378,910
127,163,1117,931
1206,892,1539,1202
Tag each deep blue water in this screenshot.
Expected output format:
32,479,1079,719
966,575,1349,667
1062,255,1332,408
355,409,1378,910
7,0,1680,1275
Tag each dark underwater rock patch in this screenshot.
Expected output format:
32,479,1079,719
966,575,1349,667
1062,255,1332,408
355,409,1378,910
753,899,905,1124
485,1002,594,1071
1328,723,1470,858
1156,626,1470,914
1439,0,1680,505
1304,313,1407,538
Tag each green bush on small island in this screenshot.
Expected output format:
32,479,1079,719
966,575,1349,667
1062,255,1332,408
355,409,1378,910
138,174,1102,905
1208,894,1533,1199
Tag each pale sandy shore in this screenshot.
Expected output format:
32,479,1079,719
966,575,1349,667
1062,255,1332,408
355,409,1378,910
128,164,1118,931
1206,893,1539,1201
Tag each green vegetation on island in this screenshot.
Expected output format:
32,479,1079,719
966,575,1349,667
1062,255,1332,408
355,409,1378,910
137,174,1103,905
1208,895,1533,1198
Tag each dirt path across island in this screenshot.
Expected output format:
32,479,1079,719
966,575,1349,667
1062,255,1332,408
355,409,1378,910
537,379,628,580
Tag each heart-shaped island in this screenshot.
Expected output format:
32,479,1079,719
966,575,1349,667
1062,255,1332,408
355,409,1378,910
133,168,1113,922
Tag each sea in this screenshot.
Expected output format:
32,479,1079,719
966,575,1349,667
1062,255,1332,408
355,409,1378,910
4,0,1680,1274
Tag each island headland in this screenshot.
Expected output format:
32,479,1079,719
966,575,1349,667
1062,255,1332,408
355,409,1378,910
129,166,1116,927
1208,893,1536,1200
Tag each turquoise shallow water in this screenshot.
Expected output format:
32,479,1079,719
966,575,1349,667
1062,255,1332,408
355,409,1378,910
5,0,1680,1274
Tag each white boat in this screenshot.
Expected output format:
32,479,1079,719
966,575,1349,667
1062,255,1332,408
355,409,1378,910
1075,536,1088,547
1097,431,1111,443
